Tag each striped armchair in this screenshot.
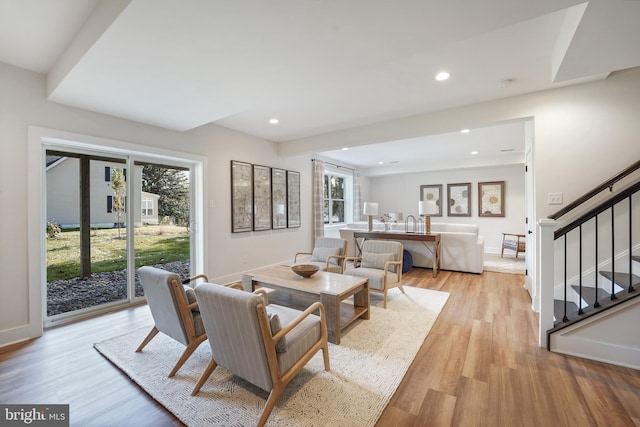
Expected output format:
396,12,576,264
192,283,330,427
344,240,405,308
136,266,209,377
293,237,348,273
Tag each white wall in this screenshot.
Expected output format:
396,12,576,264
367,164,525,253
0,62,314,346
3,59,640,348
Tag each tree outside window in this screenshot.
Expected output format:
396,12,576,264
111,168,126,239
323,174,345,224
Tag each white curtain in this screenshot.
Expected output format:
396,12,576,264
312,159,325,240
353,169,362,222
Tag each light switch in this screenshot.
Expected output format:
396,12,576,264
209,200,215,208
548,193,563,205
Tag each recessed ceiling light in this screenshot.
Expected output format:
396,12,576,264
269,118,279,124
460,129,470,134
342,147,349,151
378,161,384,165
471,151,478,155
435,71,450,81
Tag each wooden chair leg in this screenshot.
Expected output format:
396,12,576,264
321,344,330,371
135,326,159,352
398,284,405,294
258,385,285,427
168,334,207,377
192,358,218,396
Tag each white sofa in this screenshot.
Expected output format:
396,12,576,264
339,221,484,274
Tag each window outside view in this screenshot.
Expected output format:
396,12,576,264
46,152,190,318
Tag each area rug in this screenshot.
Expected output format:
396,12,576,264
483,253,526,275
94,286,449,426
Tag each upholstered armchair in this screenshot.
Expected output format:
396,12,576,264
192,283,330,427
136,266,210,377
343,240,404,308
294,237,348,273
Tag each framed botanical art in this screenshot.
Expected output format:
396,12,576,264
252,164,272,231
230,160,253,233
478,181,505,217
419,184,443,216
287,170,301,228
447,182,471,217
271,168,287,229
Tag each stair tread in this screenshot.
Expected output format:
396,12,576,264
554,299,579,321
570,285,610,305
599,271,640,288
633,255,640,263
550,288,639,331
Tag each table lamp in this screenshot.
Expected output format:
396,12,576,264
418,200,438,234
363,202,379,232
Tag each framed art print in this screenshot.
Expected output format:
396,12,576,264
252,164,272,231
287,170,301,228
419,184,443,216
230,160,253,232
271,168,287,229
478,181,505,217
447,182,471,217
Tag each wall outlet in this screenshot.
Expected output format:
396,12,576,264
548,192,563,205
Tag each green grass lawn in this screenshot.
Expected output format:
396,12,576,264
46,225,189,281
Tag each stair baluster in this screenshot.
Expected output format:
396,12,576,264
611,206,617,301
594,215,600,309
629,194,635,293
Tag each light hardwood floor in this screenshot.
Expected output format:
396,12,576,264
1,269,638,426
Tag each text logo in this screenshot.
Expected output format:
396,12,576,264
1,405,69,426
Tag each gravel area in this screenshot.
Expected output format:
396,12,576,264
46,260,190,316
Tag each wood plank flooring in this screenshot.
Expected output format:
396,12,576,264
1,269,638,426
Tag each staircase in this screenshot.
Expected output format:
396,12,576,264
543,161,640,369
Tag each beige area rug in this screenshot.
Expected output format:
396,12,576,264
483,253,526,275
94,287,449,427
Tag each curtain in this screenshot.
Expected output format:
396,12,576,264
353,169,362,222
312,159,325,240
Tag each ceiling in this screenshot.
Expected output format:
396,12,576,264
2,0,640,173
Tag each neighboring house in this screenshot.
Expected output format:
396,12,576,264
46,156,159,228
140,191,160,225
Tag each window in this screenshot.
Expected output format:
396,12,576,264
142,198,153,216
107,195,126,213
324,174,345,224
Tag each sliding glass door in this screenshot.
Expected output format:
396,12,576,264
44,147,197,325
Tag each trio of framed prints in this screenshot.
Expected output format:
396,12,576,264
420,181,505,218
231,160,300,233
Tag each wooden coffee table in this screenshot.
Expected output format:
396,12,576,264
242,265,370,344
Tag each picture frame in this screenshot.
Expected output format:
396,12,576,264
419,184,443,217
478,181,505,217
230,160,253,233
287,170,301,228
252,164,272,231
447,182,471,217
271,168,287,229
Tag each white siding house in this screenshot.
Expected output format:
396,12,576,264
46,157,158,228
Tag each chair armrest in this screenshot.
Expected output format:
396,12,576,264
253,288,270,305
271,302,326,343
384,260,402,272
326,255,346,270
294,252,312,263
344,256,362,268
182,273,209,285
226,281,244,290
